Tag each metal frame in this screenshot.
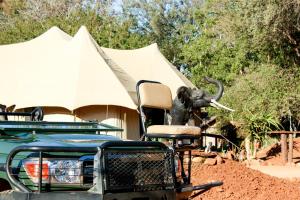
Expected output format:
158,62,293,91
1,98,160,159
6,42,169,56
0,120,123,133
0,107,44,121
136,80,163,136
136,80,223,193
136,80,198,184
5,141,170,193
5,140,222,199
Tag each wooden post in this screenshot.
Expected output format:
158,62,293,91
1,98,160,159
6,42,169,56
281,134,288,163
288,133,293,164
200,136,203,148
245,137,251,161
253,139,257,159
215,137,218,149
269,131,300,164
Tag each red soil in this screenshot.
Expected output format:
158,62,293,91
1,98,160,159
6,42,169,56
191,160,300,200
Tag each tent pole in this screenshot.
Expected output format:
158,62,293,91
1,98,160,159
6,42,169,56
106,105,109,120
123,112,126,139
73,110,76,122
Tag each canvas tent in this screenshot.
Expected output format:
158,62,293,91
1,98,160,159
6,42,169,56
0,26,195,139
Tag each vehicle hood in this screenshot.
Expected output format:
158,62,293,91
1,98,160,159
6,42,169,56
28,133,122,147
0,133,122,158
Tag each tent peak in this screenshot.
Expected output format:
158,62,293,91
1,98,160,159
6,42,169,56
0,26,71,47
76,25,89,35
48,26,60,31
39,26,89,42
150,43,158,48
38,26,72,41
79,25,88,30
72,25,93,42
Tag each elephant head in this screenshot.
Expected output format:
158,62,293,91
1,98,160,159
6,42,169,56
171,77,234,125
177,77,234,111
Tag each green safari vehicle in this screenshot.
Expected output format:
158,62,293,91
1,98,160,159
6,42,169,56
0,109,221,200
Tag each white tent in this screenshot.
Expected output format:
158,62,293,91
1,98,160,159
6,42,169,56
0,26,136,110
0,26,195,139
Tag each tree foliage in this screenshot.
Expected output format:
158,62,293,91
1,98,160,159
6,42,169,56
0,0,150,48
218,65,300,137
121,0,196,66
182,0,300,82
179,0,300,138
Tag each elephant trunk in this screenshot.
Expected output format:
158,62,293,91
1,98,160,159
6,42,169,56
191,77,234,111
204,77,224,101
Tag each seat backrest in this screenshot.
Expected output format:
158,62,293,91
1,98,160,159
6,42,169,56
136,80,173,136
138,81,173,110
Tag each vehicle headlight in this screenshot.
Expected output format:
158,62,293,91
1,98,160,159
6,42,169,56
50,160,81,184
23,159,82,185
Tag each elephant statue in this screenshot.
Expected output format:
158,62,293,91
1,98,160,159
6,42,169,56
171,77,234,126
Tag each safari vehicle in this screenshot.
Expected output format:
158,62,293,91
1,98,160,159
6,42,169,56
0,106,222,200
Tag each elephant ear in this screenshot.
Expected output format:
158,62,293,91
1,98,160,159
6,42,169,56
177,86,192,108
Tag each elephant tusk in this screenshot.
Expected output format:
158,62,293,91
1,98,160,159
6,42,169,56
210,99,235,112
209,102,220,109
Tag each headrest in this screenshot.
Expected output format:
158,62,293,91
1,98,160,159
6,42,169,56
139,82,173,110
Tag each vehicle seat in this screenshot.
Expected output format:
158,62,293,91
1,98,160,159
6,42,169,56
136,80,201,144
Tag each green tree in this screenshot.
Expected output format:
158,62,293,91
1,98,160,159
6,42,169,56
180,0,300,140
0,0,150,49
122,0,199,67
218,65,300,137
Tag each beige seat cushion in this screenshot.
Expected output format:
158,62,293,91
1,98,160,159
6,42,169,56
147,125,201,135
139,83,173,110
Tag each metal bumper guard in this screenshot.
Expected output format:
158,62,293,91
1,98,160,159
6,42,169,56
3,141,222,200
0,190,175,200
4,141,176,200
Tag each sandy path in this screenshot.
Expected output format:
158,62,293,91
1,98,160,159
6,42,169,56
250,165,300,179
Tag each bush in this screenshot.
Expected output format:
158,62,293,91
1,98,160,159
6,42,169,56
216,64,300,140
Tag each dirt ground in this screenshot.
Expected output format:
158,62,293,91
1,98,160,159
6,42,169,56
191,160,300,200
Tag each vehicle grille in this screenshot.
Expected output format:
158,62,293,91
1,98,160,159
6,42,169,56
103,150,174,192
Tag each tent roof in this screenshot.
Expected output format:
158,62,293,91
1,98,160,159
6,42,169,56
101,44,195,97
0,26,194,111
67,26,137,110
0,26,136,110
